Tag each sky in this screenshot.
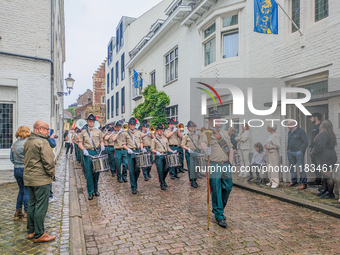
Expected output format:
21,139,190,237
63,0,163,109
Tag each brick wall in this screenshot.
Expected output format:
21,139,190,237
75,102,92,117
77,89,93,106
93,61,106,105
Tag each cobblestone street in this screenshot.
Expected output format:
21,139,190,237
0,153,70,255
74,157,340,255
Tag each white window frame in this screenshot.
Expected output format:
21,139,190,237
150,70,156,85
202,22,216,67
220,13,239,61
165,47,178,84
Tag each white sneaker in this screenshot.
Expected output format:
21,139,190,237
271,185,278,189
49,197,58,203
266,182,271,186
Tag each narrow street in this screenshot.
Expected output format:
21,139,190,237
73,156,340,255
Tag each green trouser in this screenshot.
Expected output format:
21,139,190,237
127,150,140,190
80,149,84,170
142,147,153,177
74,144,78,159
106,147,115,174
209,162,233,221
178,147,184,171
27,184,50,239
115,149,127,180
155,154,169,186
83,149,100,194
185,151,197,185
76,144,81,163
169,145,179,177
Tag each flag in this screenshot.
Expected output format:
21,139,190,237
254,0,278,34
71,121,76,130
133,69,143,90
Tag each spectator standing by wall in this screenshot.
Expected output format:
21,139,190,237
65,130,73,155
10,126,31,221
235,123,250,177
309,113,322,186
286,121,308,190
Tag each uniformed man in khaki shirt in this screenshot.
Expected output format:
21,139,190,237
164,119,183,179
182,121,201,188
140,122,154,181
122,118,144,194
78,114,105,200
109,120,127,183
151,124,175,190
74,128,81,163
104,126,116,177
200,110,233,228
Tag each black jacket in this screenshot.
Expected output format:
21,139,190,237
311,131,337,167
310,123,321,149
287,127,308,153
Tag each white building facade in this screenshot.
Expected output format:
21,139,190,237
124,0,340,181
0,0,66,183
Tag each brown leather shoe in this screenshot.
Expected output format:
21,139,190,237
298,184,307,190
22,211,27,222
34,232,56,243
27,232,35,239
286,182,298,187
14,209,24,220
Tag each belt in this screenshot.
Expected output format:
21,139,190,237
131,147,137,150
208,161,230,165
108,145,114,147
116,148,124,150
144,146,150,149
170,145,178,147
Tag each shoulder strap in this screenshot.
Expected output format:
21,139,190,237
212,130,230,158
155,137,166,151
13,143,24,164
86,129,98,152
127,131,139,148
188,134,198,151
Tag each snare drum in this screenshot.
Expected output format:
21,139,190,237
192,153,205,168
165,153,180,169
91,155,110,173
135,153,152,168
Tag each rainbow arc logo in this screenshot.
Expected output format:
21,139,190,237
197,82,222,115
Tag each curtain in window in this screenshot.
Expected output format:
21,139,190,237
204,37,216,66
222,32,238,59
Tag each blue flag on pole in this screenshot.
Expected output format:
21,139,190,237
133,69,143,90
254,0,278,34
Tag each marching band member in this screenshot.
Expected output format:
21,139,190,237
164,119,183,179
200,110,233,228
181,121,201,188
74,128,82,163
122,118,144,194
140,122,154,181
111,121,127,183
151,124,175,190
104,127,116,177
78,114,105,200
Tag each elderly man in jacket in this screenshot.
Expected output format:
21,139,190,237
24,120,56,243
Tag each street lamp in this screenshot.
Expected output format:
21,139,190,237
57,73,75,97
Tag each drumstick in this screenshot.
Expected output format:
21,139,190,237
205,128,213,231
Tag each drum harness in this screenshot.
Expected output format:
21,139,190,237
127,130,141,153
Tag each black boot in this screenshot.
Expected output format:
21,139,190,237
217,219,227,228
88,194,94,200
94,191,100,196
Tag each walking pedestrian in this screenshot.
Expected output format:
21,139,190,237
65,130,73,155
311,120,338,199
10,126,31,221
286,120,308,190
309,113,322,186
264,124,281,188
24,120,56,242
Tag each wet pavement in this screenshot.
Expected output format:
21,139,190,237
74,159,340,254
0,153,70,255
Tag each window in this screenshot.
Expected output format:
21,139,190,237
204,37,216,66
298,80,328,98
121,87,125,113
0,104,13,149
166,105,178,122
111,96,114,118
204,23,216,38
107,98,110,118
150,71,156,85
315,0,328,22
115,61,119,85
116,21,124,53
102,83,105,89
217,104,230,116
116,92,119,116
132,72,142,98
111,67,114,90
222,15,238,27
165,47,178,83
107,73,110,93
107,40,113,65
222,30,239,59
292,0,300,32
121,53,125,80
101,96,105,104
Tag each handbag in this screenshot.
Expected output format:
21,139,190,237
13,143,24,164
